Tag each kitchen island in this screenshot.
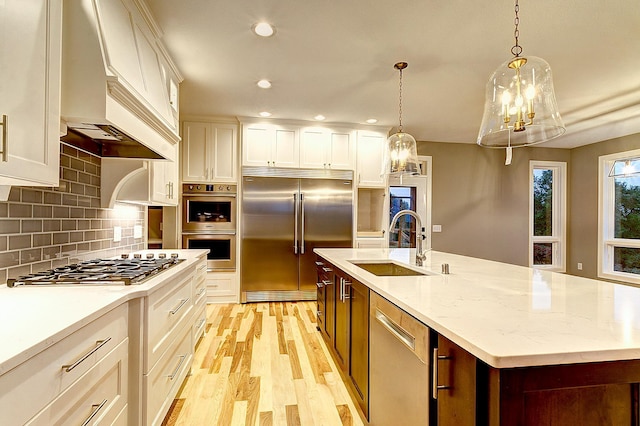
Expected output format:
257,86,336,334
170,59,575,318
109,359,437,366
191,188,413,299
316,247,640,425
0,249,208,426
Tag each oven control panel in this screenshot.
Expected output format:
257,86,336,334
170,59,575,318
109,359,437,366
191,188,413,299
183,183,237,194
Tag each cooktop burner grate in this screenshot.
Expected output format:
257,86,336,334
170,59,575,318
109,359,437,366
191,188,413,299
7,256,185,287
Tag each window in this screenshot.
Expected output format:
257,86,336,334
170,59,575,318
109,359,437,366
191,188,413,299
529,161,566,271
599,149,640,284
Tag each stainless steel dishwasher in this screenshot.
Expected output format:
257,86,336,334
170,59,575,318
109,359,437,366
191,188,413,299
369,292,430,425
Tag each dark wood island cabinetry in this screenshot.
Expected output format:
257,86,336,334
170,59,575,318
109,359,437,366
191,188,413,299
316,252,640,426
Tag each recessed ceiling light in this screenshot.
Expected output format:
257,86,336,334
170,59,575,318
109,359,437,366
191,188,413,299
259,111,272,117
257,79,272,89
252,22,275,37
314,115,326,121
366,118,378,124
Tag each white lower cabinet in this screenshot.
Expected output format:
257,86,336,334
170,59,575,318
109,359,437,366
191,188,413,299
144,321,193,426
355,237,387,248
206,271,238,303
0,304,128,426
26,339,129,426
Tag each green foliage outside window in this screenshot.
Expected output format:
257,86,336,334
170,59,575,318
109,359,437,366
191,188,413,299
614,180,640,273
533,169,553,236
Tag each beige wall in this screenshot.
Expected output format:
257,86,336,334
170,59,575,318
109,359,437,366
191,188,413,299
569,133,640,278
420,133,640,278
417,141,570,266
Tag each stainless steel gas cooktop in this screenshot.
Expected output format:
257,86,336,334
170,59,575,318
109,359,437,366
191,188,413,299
7,253,184,287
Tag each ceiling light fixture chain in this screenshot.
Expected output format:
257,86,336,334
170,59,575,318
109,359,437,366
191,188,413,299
395,61,407,132
511,0,522,57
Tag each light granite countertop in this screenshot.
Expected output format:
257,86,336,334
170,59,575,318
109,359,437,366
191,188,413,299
315,247,640,369
0,249,208,375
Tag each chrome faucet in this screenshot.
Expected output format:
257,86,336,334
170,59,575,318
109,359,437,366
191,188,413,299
389,209,427,266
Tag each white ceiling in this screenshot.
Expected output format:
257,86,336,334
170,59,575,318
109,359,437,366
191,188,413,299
146,0,640,148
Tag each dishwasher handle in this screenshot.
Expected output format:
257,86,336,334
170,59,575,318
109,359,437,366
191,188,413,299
374,308,415,351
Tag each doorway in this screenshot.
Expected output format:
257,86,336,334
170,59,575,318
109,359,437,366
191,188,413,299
387,156,432,250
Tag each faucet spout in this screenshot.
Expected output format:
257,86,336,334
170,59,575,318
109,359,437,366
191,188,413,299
388,209,426,266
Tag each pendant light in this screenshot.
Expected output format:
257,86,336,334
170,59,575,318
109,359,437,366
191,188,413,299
477,0,565,164
382,62,420,177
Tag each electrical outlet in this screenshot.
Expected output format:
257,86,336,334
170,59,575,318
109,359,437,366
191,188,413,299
577,262,583,270
134,225,143,239
113,226,122,242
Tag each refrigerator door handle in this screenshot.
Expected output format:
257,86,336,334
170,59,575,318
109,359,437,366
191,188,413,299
293,193,299,254
300,192,305,254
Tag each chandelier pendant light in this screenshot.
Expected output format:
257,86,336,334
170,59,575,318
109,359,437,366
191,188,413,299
382,62,420,177
477,0,565,156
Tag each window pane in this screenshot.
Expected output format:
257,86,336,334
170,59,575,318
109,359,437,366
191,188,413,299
533,243,553,265
614,177,640,239
533,169,553,236
614,246,640,274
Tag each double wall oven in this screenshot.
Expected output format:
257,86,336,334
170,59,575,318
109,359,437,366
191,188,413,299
182,183,236,271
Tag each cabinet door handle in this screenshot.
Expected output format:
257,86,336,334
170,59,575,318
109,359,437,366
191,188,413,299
62,337,112,372
432,347,452,399
315,261,324,267
316,281,324,288
169,298,190,315
197,317,206,329
197,287,206,296
81,399,108,426
167,354,187,380
0,114,7,162
343,279,351,302
322,280,331,286
322,267,333,273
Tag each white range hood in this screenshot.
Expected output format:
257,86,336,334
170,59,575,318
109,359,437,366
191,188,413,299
60,0,181,162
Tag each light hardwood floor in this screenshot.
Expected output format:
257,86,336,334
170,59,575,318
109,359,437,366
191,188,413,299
162,302,365,426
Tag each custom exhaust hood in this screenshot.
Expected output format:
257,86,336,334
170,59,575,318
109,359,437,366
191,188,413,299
60,0,182,162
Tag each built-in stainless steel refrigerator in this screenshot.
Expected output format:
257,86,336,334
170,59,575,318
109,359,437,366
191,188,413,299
241,167,353,302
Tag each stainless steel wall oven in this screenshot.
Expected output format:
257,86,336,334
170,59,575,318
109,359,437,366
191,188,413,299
182,183,237,271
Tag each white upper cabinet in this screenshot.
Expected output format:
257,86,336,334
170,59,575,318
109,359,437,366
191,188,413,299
0,0,62,194
150,144,179,205
356,130,387,187
242,122,299,168
300,127,355,170
182,121,238,182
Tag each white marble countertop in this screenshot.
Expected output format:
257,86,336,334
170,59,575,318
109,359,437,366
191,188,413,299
315,247,640,369
0,249,208,375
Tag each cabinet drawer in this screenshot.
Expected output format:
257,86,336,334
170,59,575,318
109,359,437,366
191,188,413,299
193,304,207,343
0,304,128,426
144,322,193,426
25,338,129,426
147,268,194,371
206,273,234,295
193,265,207,307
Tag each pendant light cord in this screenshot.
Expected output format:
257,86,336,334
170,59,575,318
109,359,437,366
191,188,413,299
398,68,404,132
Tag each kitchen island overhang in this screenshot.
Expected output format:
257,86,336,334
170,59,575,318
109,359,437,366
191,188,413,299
314,247,640,369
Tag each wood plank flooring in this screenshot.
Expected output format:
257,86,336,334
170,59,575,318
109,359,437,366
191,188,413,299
162,302,365,426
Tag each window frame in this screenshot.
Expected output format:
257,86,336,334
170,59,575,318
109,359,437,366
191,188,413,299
598,149,640,284
529,160,567,272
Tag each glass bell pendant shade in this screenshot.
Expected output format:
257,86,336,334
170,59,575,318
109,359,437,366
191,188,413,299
477,55,565,148
381,131,420,176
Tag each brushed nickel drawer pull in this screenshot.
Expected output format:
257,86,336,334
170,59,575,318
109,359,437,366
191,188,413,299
197,318,206,329
316,281,324,288
62,337,112,372
197,287,206,296
432,348,451,399
168,354,187,380
322,267,332,273
81,399,108,426
169,298,190,315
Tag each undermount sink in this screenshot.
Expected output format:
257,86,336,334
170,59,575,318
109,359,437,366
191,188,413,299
350,261,432,277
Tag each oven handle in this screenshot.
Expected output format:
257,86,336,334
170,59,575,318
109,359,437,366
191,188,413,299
183,193,236,198
293,193,299,254
182,231,236,236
